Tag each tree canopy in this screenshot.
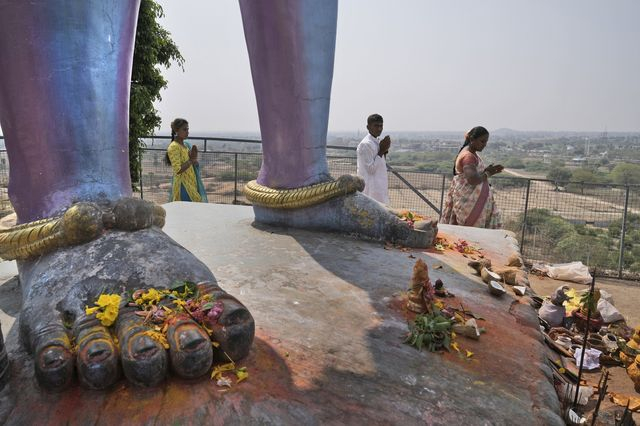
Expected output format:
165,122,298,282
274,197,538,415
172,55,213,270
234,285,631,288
129,0,184,190
546,167,572,184
611,163,640,186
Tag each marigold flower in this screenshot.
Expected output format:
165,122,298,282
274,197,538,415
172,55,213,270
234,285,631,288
85,293,121,326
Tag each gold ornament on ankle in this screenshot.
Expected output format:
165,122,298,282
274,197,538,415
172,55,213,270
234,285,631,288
0,199,165,261
243,174,364,209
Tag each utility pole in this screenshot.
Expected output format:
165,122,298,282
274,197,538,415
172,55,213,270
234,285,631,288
585,137,590,158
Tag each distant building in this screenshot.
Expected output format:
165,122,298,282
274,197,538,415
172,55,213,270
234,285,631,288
571,157,587,165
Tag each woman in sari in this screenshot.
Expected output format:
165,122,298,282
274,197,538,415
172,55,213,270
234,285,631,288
166,118,208,202
441,126,503,228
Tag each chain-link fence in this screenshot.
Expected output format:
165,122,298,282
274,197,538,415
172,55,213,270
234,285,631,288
1,137,640,279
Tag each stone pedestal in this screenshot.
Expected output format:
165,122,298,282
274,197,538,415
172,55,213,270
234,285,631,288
0,203,563,425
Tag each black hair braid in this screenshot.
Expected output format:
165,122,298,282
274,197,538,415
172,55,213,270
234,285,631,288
164,129,177,166
452,136,471,176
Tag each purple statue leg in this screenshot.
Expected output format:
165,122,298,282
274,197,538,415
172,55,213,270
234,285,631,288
0,1,254,391
239,1,438,247
0,0,136,223
239,0,336,189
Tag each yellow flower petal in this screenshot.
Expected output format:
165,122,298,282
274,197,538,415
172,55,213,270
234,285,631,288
95,294,111,307
235,368,248,383
142,330,170,349
97,310,117,327
85,306,100,315
210,362,236,380
466,350,474,358
141,288,162,304
451,342,460,352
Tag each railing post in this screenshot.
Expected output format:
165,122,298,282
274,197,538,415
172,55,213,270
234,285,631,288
139,149,144,200
439,174,446,219
386,165,441,215
520,179,531,256
204,139,208,153
233,153,238,204
618,185,630,279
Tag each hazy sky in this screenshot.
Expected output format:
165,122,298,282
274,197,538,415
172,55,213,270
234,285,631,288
153,0,639,134
0,1,637,137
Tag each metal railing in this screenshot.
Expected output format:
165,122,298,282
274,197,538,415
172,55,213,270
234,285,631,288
2,135,640,279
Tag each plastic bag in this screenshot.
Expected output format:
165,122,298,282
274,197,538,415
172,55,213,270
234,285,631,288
598,289,614,305
546,262,592,285
598,299,624,323
562,383,594,406
538,301,566,327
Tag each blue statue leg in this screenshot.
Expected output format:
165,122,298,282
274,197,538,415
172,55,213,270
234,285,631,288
0,0,254,390
0,0,138,223
239,0,335,189
239,0,438,247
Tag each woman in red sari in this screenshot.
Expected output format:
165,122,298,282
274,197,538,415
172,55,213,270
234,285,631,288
441,126,504,228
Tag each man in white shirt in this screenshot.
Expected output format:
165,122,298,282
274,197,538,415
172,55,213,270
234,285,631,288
356,114,391,204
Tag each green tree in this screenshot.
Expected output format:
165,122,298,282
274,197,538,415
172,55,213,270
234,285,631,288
571,167,598,183
503,157,525,169
546,167,572,187
520,209,575,241
611,163,640,186
523,160,550,173
568,167,601,194
553,234,613,269
608,213,640,239
129,0,184,190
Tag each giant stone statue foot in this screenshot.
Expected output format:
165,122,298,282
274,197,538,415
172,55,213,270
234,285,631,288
253,191,438,248
17,226,255,390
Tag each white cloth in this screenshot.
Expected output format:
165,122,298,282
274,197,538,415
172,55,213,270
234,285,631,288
356,133,389,204
574,348,602,370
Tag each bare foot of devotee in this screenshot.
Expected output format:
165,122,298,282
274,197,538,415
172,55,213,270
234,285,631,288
13,198,254,390
249,175,438,248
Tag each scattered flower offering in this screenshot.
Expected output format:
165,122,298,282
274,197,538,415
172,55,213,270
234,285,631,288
84,281,250,386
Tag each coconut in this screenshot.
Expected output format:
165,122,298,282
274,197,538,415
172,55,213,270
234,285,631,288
480,267,501,284
488,280,506,297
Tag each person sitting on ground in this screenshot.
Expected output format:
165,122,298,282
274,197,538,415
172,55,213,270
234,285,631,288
440,126,503,228
356,113,391,204
166,118,208,202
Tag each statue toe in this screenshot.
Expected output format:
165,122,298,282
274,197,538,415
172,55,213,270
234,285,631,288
116,310,168,387
167,315,213,379
34,327,75,391
74,319,120,389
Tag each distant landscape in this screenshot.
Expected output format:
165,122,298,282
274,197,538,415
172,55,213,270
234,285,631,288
138,129,640,276
140,128,640,184
3,129,640,275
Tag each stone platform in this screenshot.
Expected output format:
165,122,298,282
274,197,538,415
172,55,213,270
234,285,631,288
0,202,563,425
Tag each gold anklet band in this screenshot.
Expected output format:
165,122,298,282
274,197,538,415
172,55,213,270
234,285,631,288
243,175,364,209
0,199,165,261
